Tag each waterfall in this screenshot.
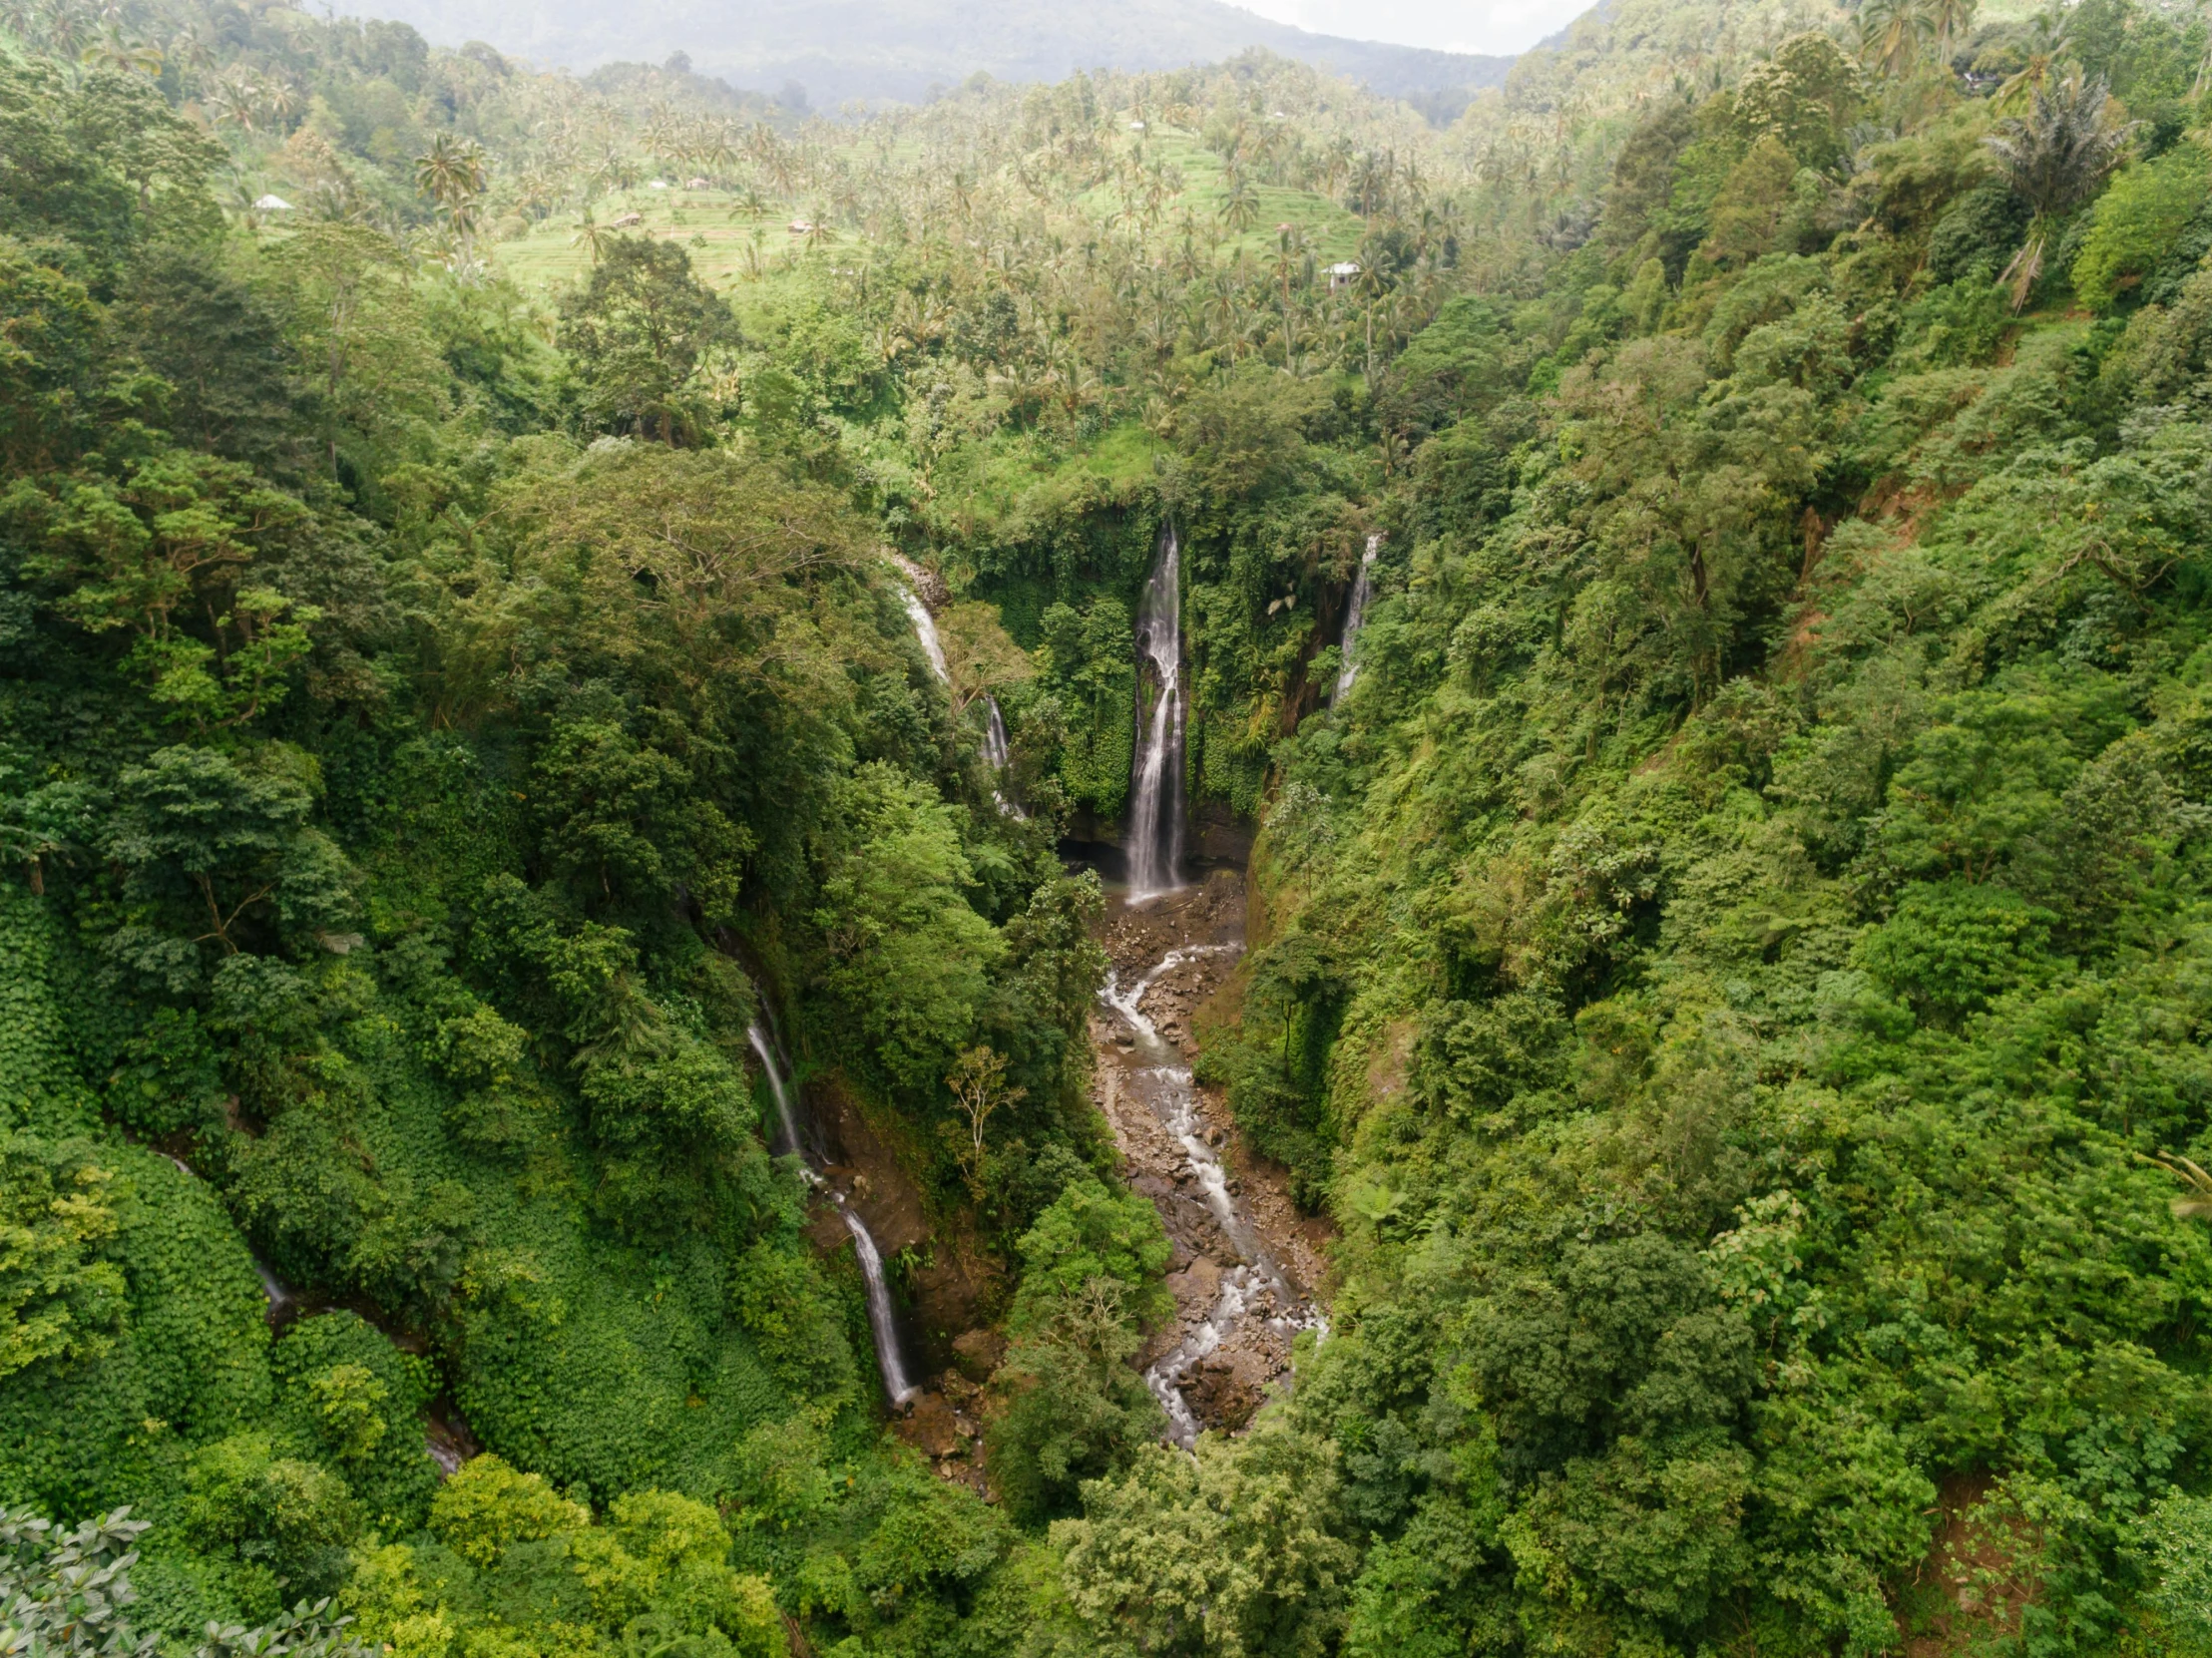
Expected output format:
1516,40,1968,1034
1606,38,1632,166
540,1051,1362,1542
984,696,1011,771
1333,533,1382,701
746,1023,804,1158
836,1201,918,1404
253,1256,299,1325
1126,525,1185,901
900,587,949,682
983,695,1026,819
745,1002,920,1408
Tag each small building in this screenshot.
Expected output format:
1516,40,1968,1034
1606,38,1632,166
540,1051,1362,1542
610,210,644,226
685,177,709,189
253,194,292,210
647,179,668,190
788,219,815,234
1327,260,1361,289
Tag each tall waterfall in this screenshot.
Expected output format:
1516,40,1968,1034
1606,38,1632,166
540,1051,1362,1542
746,1005,920,1407
900,587,949,682
838,1206,918,1404
745,1023,804,1158
1126,525,1185,900
1333,533,1382,701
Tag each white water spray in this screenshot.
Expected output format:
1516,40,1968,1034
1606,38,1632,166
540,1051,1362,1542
747,1004,920,1407
1127,526,1185,901
746,1023,804,1157
1333,533,1382,701
984,695,1012,771
1100,943,1325,1448
900,587,949,682
837,1203,918,1404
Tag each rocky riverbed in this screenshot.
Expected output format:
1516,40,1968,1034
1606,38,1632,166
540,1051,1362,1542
1093,867,1328,1442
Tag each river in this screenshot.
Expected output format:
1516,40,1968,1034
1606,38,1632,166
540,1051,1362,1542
1086,866,1329,1444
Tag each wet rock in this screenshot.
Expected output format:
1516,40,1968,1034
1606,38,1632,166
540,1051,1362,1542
1165,1255,1221,1315
1183,1353,1265,1431
901,1393,964,1458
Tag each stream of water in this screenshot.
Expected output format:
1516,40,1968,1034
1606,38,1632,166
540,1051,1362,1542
747,1013,920,1407
1098,934,1324,1448
1127,526,1185,901
900,586,950,681
1333,533,1382,701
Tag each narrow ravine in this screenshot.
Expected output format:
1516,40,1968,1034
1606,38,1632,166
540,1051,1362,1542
1089,872,1328,1445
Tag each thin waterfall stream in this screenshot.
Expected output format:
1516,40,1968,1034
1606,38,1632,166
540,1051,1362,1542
896,564,1023,816
747,1009,920,1407
1126,525,1185,901
1333,533,1382,701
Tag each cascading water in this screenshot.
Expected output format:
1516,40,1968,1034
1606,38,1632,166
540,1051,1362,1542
983,694,1025,819
746,1023,805,1158
1333,533,1383,701
900,587,950,682
839,1206,918,1404
983,696,1012,771
1126,526,1185,901
898,572,1024,817
1100,944,1325,1448
746,1002,920,1407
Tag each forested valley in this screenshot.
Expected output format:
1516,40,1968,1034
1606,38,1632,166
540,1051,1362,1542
7,0,2212,1650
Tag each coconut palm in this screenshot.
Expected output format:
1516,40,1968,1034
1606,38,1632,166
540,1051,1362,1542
209,71,259,132
1985,73,2133,307
1860,0,1934,77
1217,169,1260,235
2143,1153,2212,1221
81,21,160,76
570,212,611,264
415,134,491,272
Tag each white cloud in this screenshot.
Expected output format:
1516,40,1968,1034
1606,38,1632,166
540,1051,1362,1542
1234,0,1593,56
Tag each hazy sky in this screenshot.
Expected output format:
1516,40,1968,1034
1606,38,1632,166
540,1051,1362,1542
1235,0,1589,55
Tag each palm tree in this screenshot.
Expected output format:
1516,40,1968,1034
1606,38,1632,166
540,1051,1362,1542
2143,1152,2212,1220
81,22,161,76
570,212,611,264
1217,168,1259,235
262,77,302,130
209,72,260,133
1991,4,2071,110
1924,0,1977,66
1860,0,1933,78
1986,73,2133,307
415,134,491,272
1270,223,1306,364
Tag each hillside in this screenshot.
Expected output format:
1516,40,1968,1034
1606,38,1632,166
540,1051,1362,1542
9,0,2212,1652
346,0,1514,111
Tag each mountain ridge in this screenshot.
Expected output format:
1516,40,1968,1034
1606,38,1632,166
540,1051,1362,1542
343,0,1516,111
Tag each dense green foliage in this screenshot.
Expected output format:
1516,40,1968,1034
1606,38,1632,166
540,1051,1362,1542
13,0,2212,1651
1193,1,2212,1652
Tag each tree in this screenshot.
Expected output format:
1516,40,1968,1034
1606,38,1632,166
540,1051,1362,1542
0,1507,365,1658
557,237,737,441
1986,74,2134,306
261,221,448,478
944,1044,1023,1200
104,745,352,969
0,1134,124,1380
7,451,322,730
1049,1429,1357,1657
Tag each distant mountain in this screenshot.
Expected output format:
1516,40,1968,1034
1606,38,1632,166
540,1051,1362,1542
352,0,1515,114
